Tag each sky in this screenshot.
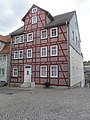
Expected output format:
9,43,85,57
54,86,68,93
0,0,90,61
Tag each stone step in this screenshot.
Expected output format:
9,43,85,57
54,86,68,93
21,82,31,88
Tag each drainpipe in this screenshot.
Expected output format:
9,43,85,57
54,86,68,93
8,36,12,87
66,21,70,88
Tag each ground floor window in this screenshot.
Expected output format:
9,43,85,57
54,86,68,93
13,68,18,77
50,65,58,77
40,66,47,77
0,68,5,76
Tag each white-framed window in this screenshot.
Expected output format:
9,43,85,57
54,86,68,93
13,68,18,77
19,50,23,59
2,55,6,61
0,68,5,76
27,49,32,58
15,36,19,44
32,16,37,24
41,47,47,57
27,33,33,42
50,27,58,37
14,51,19,59
0,55,6,61
41,29,47,39
20,35,24,43
50,65,58,77
50,45,58,56
40,66,47,77
32,7,37,13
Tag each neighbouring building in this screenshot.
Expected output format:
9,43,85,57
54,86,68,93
10,4,84,87
0,35,10,83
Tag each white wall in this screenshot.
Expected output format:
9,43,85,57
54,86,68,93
70,46,84,87
69,12,84,87
0,55,8,82
69,12,81,54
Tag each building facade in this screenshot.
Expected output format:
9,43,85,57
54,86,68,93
0,35,10,83
10,4,84,87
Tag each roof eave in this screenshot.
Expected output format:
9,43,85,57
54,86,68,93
44,21,69,29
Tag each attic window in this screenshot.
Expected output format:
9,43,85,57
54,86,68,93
32,7,37,13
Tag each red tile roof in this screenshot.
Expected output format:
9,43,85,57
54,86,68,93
0,43,10,54
0,35,10,43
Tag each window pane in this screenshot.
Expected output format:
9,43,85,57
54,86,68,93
3,55,6,61
2,69,5,75
0,68,5,76
14,51,19,59
50,66,58,77
41,47,47,57
13,68,18,77
27,33,33,41
40,66,47,77
20,35,24,43
27,49,32,58
41,30,47,39
51,45,57,56
32,7,37,13
52,29,56,36
50,27,57,37
15,36,19,44
32,16,37,24
19,51,23,58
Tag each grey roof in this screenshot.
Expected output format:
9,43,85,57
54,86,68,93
10,26,24,36
45,11,75,28
10,11,75,36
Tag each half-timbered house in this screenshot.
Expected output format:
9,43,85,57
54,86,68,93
10,4,84,87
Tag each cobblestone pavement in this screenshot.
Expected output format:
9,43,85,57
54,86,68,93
0,87,90,120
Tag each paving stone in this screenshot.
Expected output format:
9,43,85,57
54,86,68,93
0,87,90,120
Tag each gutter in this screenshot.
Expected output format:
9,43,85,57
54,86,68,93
66,21,70,88
7,36,12,86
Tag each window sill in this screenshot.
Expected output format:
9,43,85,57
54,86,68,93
50,76,58,78
40,76,47,77
50,36,58,38
41,38,47,40
27,40,33,42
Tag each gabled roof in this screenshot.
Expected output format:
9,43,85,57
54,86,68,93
45,11,75,28
0,35,10,43
0,44,10,54
22,4,53,21
10,26,24,36
10,6,75,36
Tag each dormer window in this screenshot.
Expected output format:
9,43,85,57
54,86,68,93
32,16,37,24
32,7,37,13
